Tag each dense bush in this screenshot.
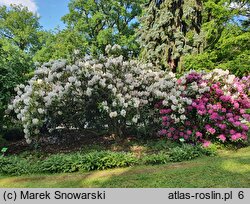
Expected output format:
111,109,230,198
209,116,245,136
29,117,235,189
0,39,34,135
3,127,24,141
141,151,169,165
168,144,216,162
0,156,35,175
159,69,250,145
7,45,178,143
6,45,250,146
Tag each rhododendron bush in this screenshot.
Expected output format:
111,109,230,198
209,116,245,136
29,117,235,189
7,46,177,143
159,70,250,145
7,46,250,145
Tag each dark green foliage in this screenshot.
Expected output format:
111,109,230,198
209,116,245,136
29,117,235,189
3,127,24,141
0,151,138,175
39,151,138,173
0,144,217,176
0,5,41,134
77,151,138,171
142,151,169,165
183,24,250,76
0,135,6,146
0,39,34,134
169,144,216,162
139,0,249,75
0,5,40,52
39,154,81,173
0,156,34,175
139,0,203,72
59,0,146,59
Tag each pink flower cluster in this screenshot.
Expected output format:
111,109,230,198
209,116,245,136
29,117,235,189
158,70,250,145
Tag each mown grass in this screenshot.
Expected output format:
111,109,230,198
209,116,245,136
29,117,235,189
0,146,249,188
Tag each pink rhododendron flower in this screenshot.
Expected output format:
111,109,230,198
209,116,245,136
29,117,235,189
173,135,179,140
218,134,226,142
233,121,241,126
162,116,169,121
167,133,172,138
169,127,175,132
203,140,211,147
210,113,219,120
230,129,236,134
207,127,216,134
159,129,167,135
233,102,239,109
240,109,245,114
195,132,202,137
241,124,249,131
221,108,226,113
231,135,238,141
218,123,227,130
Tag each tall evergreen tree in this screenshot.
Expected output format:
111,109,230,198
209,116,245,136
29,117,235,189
139,0,203,72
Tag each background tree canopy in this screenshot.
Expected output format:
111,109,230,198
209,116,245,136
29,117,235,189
0,5,40,133
62,0,146,57
34,0,146,62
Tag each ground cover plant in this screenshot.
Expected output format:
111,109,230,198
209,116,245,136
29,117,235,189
0,146,249,188
0,139,216,176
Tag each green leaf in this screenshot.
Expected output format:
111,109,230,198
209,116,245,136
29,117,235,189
179,138,185,143
1,147,8,153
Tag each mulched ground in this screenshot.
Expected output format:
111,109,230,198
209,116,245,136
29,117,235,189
3,129,141,155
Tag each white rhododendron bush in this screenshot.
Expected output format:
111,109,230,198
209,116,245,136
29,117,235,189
7,46,179,143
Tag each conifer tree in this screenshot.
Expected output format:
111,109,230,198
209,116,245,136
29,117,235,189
139,0,203,72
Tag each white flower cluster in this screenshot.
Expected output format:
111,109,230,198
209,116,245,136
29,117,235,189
160,70,212,124
204,68,240,96
159,69,242,125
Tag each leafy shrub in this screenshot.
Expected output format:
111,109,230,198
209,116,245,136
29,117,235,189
3,127,24,141
159,69,250,145
39,151,138,173
0,156,35,175
39,154,80,173
146,139,180,152
168,144,216,162
142,152,169,165
78,151,138,171
7,44,249,147
8,45,177,143
0,150,138,175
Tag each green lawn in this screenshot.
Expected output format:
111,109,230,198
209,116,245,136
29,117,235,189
0,146,250,188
